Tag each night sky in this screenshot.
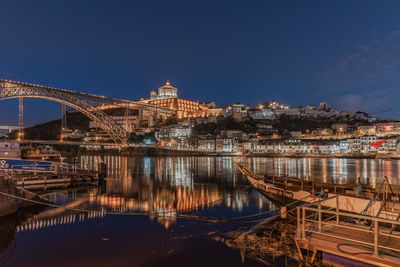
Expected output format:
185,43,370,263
1,0,400,125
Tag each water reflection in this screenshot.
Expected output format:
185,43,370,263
3,156,400,266
88,185,223,229
6,156,400,234
9,156,270,234
0,207,45,264
16,211,104,233
242,157,400,186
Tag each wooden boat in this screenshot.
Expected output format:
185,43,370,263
21,144,61,161
236,163,400,221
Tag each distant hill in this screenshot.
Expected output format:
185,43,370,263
10,112,90,140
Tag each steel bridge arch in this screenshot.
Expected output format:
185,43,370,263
0,95,128,145
0,80,129,145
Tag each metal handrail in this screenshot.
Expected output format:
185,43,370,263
304,218,400,240
304,207,400,225
297,199,400,257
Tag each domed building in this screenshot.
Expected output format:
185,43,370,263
141,81,222,119
150,81,178,100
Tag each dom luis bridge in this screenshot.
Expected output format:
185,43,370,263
0,79,176,146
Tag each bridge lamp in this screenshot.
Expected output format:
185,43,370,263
17,131,24,141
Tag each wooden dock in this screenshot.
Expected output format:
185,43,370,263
295,197,400,267
0,158,104,190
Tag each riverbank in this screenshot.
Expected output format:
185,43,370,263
73,146,400,159
43,142,400,159
0,175,49,217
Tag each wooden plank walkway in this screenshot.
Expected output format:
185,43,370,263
296,221,400,266
295,198,400,267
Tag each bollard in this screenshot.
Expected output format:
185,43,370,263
281,206,287,219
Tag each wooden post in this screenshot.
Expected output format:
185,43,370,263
374,219,379,257
281,206,287,219
297,206,301,238
302,207,305,239
295,240,304,262
310,248,318,264
336,195,339,224
318,203,322,231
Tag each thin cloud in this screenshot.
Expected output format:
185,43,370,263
309,29,400,117
334,93,390,113
316,29,400,93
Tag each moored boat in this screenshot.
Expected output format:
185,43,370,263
236,163,400,221
21,144,62,161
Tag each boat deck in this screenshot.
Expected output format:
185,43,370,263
296,221,400,266
295,199,400,267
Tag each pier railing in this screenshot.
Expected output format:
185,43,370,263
296,196,400,258
50,163,84,173
6,162,89,174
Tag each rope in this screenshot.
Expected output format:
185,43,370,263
0,190,274,227
344,176,390,224
337,243,400,257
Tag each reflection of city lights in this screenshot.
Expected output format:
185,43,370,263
74,155,400,232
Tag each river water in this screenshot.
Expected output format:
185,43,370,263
2,156,400,266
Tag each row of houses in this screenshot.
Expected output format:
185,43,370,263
154,125,400,154
199,136,400,155
222,102,364,122
249,138,399,155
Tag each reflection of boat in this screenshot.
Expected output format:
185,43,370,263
236,163,400,220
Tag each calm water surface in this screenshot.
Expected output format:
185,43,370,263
2,156,400,266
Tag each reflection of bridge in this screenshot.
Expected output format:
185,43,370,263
16,211,105,233
12,185,222,231
0,80,176,146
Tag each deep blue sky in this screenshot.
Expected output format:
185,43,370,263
1,0,400,125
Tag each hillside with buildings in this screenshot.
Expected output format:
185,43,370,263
11,81,400,157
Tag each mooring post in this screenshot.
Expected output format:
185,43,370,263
374,219,379,257
281,206,287,219
336,195,339,224
297,206,301,238
302,207,305,239
318,203,322,231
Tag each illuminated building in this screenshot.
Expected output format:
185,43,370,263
149,80,178,100
331,123,348,134
318,102,331,111
248,108,274,120
223,103,249,122
375,122,400,134
140,81,222,119
155,125,194,149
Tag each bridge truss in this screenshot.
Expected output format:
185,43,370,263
0,80,176,146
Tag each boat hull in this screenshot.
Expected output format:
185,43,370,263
237,164,400,221
247,174,312,208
